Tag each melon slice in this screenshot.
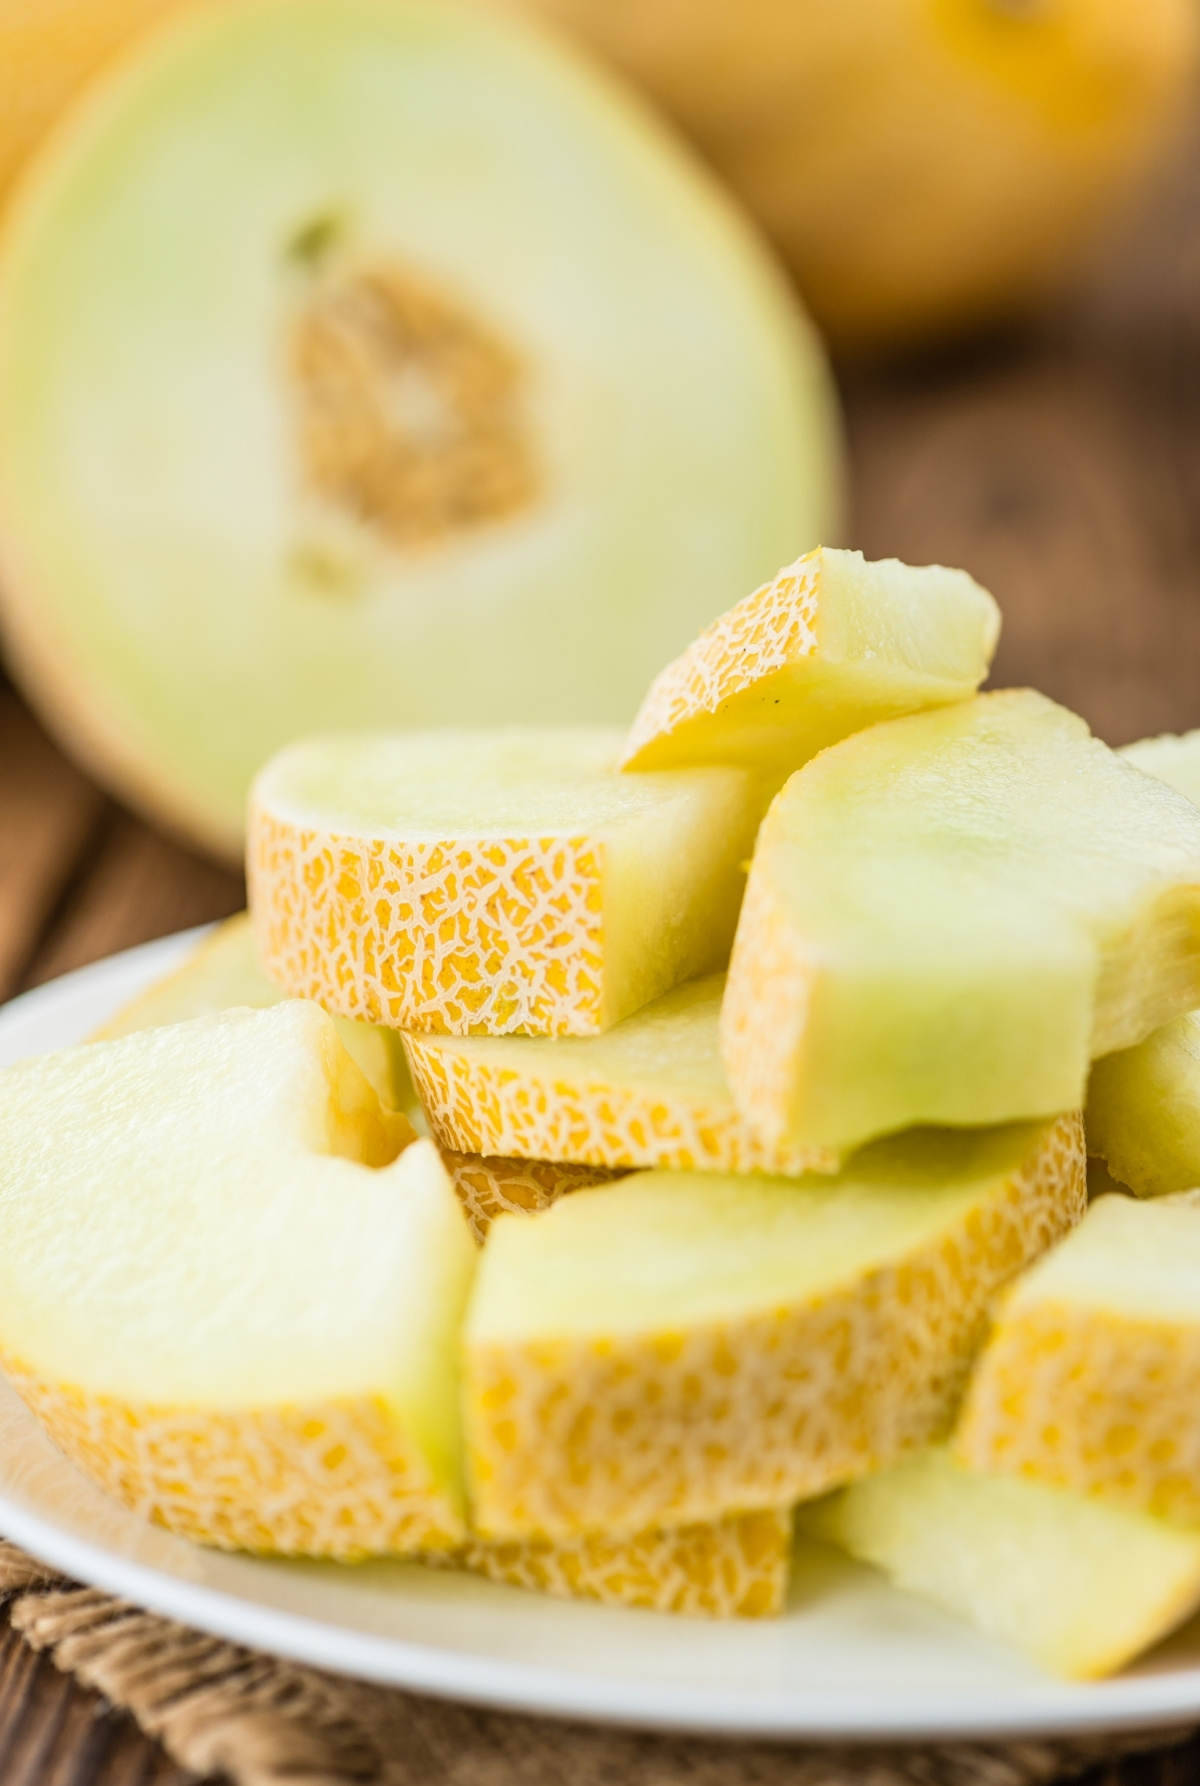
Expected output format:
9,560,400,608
464,1114,1084,1540
956,1191,1200,1524
620,548,998,775
722,690,1200,1156
0,0,838,861
94,911,411,1114
441,1151,618,1246
446,1506,791,1617
1086,1014,1200,1198
0,1004,478,1557
798,1448,1200,1681
1121,729,1200,805
405,972,835,1176
248,729,757,1038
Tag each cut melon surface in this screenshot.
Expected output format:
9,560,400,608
405,972,835,1175
722,690,1200,1156
441,1150,618,1245
1086,1013,1200,1198
249,729,757,1038
94,911,412,1113
620,548,999,775
798,1448,1200,1681
0,0,838,858
956,1192,1200,1523
464,1113,1084,1541
0,1004,477,1557
441,1506,792,1617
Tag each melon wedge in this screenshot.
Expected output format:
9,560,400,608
442,1507,791,1617
405,972,835,1176
0,1004,477,1557
249,729,757,1038
620,549,999,775
956,1191,1200,1524
798,1448,1200,1681
94,911,411,1114
441,1151,618,1245
722,690,1200,1156
0,0,838,860
464,1114,1084,1540
1121,729,1200,805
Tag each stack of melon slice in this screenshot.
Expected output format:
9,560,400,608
6,544,1200,1664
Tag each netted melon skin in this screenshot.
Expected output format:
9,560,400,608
3,1351,464,1560
466,1114,1085,1541
442,1150,619,1245
406,1024,834,1177
442,1506,791,1617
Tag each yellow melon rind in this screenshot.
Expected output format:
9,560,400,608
441,1150,620,1246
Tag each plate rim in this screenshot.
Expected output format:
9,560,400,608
1,931,1200,1743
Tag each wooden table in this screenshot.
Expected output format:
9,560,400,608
2,137,1200,1786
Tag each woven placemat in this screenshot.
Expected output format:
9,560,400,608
0,1539,1188,1786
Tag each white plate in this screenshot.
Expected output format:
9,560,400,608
1,929,1199,1744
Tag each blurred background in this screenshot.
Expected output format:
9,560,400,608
1,0,1199,1002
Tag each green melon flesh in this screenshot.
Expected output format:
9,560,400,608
799,1448,1200,1681
0,0,838,859
722,690,1200,1155
1121,729,1200,805
95,911,413,1114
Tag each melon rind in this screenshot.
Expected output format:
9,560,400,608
464,1114,1084,1541
441,1150,618,1245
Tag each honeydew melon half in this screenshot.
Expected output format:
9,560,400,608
0,0,839,860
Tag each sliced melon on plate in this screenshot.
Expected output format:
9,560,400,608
621,548,998,775
722,691,1200,1155
249,729,757,1038
799,1448,1200,1681
0,1003,476,1557
956,1191,1200,1524
0,0,838,859
94,910,412,1113
464,1114,1084,1540
446,1505,792,1617
405,972,835,1175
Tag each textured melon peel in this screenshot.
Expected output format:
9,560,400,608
248,729,757,1038
1121,727,1200,805
440,1150,618,1245
621,547,999,774
956,1192,1200,1524
94,911,412,1114
722,690,1200,1156
464,1114,1084,1541
799,1448,1200,1681
404,972,836,1176
0,1004,477,1558
0,0,838,859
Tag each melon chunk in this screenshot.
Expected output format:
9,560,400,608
464,1114,1084,1540
405,973,834,1176
95,911,411,1114
621,548,998,774
443,1507,792,1618
441,1151,618,1246
0,1004,477,1557
722,691,1200,1156
956,1191,1200,1524
799,1448,1200,1681
249,729,757,1038
1087,1014,1200,1198
1121,729,1200,805
0,0,837,859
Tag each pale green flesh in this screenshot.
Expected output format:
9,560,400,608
468,1120,1052,1342
1000,1191,1200,1328
799,1448,1200,1680
739,690,1200,1153
0,0,838,853
0,1006,476,1466
97,911,413,1112
634,551,1000,773
1087,1012,1200,1198
1121,730,1200,807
